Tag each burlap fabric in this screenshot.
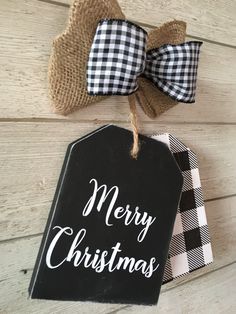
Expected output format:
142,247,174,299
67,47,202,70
137,21,186,118
48,0,186,117
48,0,124,115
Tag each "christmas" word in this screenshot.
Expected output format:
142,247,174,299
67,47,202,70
46,226,160,278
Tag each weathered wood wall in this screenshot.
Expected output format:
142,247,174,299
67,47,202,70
0,0,235,313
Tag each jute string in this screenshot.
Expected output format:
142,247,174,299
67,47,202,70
128,94,139,159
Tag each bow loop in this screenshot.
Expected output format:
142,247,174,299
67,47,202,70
87,19,147,95
144,42,202,102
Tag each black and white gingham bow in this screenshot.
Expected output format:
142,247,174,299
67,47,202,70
87,19,202,103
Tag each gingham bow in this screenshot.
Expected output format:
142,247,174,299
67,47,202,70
87,19,202,103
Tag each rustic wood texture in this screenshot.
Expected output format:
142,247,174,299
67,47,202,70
60,0,236,46
118,263,236,313
0,0,236,313
1,122,236,241
1,195,236,313
0,0,236,123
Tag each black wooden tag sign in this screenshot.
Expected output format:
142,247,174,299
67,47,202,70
29,125,183,305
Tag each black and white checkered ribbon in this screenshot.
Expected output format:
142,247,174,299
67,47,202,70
152,133,213,283
87,19,202,103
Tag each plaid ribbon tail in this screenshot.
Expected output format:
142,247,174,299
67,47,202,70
152,133,213,284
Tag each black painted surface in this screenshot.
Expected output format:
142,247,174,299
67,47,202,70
29,125,183,305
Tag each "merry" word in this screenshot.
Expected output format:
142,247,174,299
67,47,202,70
82,178,156,242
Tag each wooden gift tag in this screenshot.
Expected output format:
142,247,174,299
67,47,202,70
29,125,183,305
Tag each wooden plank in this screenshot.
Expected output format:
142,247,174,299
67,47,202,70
0,209,235,314
1,0,236,123
0,0,66,120
118,263,236,313
0,238,121,314
0,121,236,241
60,0,236,46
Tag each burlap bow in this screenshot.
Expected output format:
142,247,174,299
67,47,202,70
48,0,202,157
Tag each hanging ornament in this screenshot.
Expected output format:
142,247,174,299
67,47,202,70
29,0,213,306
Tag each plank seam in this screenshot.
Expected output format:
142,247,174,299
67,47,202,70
0,233,43,245
0,193,235,244
38,0,69,7
111,261,236,314
204,193,236,203
106,305,131,314
37,0,236,50
0,118,236,125
162,261,236,294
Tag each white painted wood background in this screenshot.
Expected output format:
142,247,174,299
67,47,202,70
0,0,236,313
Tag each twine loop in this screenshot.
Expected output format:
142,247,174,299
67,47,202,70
128,94,140,159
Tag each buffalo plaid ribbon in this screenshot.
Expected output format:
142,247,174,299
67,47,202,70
152,133,213,283
87,19,202,102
